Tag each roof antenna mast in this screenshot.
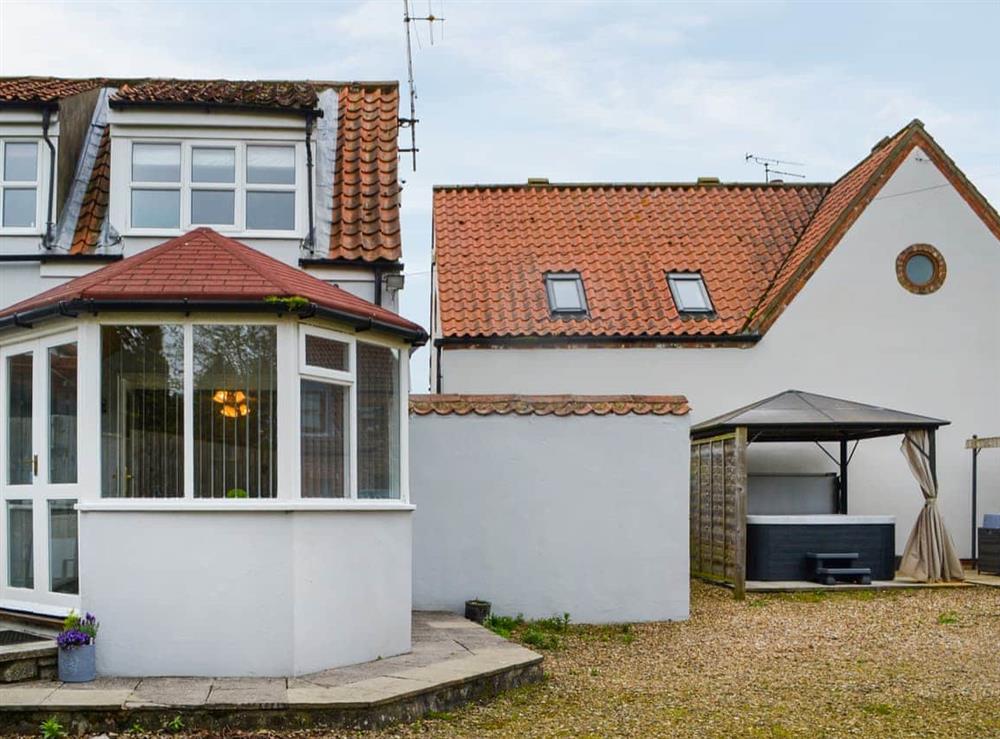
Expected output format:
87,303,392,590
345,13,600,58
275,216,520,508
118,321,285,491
745,154,805,183
401,0,445,172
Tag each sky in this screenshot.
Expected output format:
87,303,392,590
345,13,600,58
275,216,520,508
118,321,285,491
2,0,999,389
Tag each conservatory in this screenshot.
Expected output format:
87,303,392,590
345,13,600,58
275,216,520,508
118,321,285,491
0,228,426,677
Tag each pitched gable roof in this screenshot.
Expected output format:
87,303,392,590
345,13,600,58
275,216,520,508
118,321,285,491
434,120,1000,343
1,77,401,262
748,120,1000,333
0,228,425,342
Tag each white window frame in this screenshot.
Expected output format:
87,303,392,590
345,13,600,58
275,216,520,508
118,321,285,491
667,272,715,314
545,272,588,315
299,325,357,499
124,139,300,238
0,138,46,235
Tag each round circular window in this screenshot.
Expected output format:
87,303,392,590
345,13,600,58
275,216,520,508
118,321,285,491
896,244,946,294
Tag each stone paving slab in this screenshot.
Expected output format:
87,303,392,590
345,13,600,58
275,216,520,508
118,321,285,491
0,611,543,733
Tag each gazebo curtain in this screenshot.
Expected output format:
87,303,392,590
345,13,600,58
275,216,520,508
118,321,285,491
898,430,964,582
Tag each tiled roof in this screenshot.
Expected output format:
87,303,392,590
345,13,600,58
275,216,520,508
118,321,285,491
111,79,319,111
329,84,401,262
70,125,111,255
0,228,425,341
434,182,828,338
434,119,1000,341
409,394,690,416
0,77,105,103
1,77,402,262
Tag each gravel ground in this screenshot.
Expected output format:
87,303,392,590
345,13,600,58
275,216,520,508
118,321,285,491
56,581,1000,738
369,581,1000,739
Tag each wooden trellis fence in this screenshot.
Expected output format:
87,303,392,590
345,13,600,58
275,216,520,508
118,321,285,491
690,428,748,599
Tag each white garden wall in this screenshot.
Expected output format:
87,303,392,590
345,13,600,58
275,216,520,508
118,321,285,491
436,148,1000,558
79,505,412,677
410,407,690,623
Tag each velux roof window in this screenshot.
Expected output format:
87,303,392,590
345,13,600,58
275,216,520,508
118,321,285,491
545,272,588,315
667,272,714,313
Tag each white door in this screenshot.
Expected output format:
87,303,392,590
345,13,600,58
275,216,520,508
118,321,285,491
0,331,81,615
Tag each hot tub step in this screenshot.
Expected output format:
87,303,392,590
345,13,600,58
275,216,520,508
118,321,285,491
815,566,871,585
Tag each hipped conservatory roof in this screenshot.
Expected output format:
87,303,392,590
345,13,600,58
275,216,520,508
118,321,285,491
690,390,949,443
0,228,427,343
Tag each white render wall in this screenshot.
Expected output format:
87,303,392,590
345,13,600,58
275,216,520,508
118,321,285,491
437,148,1000,558
80,507,412,677
410,412,691,623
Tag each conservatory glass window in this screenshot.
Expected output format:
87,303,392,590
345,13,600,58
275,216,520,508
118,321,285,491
101,325,185,498
193,325,277,499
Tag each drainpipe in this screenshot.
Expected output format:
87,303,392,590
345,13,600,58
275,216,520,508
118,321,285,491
373,265,383,308
302,112,316,253
435,343,443,393
41,108,57,249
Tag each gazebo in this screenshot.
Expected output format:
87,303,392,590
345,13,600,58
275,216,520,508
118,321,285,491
689,390,964,598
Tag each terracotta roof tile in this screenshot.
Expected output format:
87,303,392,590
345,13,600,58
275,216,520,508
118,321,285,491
329,85,401,261
111,79,319,110
0,228,425,341
70,125,111,255
0,77,105,103
409,394,690,416
433,183,828,338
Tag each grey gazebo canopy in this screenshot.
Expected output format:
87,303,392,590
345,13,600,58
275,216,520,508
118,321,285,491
691,389,949,443
688,390,962,593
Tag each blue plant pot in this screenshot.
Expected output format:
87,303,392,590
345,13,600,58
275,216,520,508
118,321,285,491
58,643,96,683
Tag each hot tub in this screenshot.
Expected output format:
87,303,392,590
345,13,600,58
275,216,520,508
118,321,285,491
746,514,895,581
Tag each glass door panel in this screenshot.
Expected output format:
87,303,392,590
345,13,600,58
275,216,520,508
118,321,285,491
1,334,80,614
6,500,33,589
48,343,77,484
6,352,32,485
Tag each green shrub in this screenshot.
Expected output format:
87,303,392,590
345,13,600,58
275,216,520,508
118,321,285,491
40,717,66,739
521,627,561,650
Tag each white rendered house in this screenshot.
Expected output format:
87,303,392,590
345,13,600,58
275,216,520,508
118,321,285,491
0,228,425,676
0,76,424,676
430,119,1000,560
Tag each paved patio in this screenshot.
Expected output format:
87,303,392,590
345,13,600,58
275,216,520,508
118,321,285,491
0,612,542,733
745,569,991,592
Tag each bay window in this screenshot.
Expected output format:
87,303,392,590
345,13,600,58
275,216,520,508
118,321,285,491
127,141,298,233
1,140,41,230
100,321,405,501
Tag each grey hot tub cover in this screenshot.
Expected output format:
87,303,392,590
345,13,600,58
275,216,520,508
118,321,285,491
898,430,964,582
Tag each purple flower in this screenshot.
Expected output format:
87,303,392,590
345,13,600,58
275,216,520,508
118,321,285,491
57,629,91,649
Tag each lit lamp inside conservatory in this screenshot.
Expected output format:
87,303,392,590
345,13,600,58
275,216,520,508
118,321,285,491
212,389,250,418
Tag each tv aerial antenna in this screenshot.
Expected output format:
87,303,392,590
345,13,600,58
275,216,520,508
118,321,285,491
745,154,805,183
401,0,445,172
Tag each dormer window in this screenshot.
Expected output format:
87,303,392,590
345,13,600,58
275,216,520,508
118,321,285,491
667,272,713,313
125,140,299,235
545,272,588,314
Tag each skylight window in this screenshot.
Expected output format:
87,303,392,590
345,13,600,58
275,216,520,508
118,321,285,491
667,272,713,313
545,272,588,314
